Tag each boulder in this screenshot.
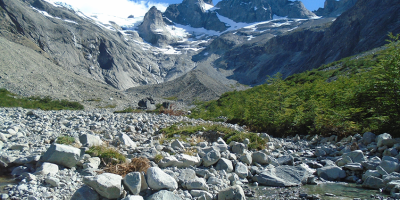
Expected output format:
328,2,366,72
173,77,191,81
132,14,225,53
216,158,233,173
191,190,213,200
253,166,309,187
159,154,201,168
362,132,376,145
83,173,123,199
239,152,252,165
202,149,221,167
184,178,208,191
342,150,365,164
83,157,101,169
138,97,156,110
41,144,81,168
277,155,294,166
232,143,247,154
177,169,197,184
362,176,385,189
344,163,363,171
123,172,142,195
252,152,268,165
376,133,392,147
34,162,59,176
314,149,327,157
171,139,185,150
379,160,400,174
45,177,60,187
317,166,346,181
121,195,144,200
362,170,381,181
147,167,178,191
217,185,246,200
117,133,137,148
71,185,100,200
79,134,103,147
147,190,182,200
235,162,248,179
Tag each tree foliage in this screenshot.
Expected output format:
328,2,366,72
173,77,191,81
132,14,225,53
190,33,400,138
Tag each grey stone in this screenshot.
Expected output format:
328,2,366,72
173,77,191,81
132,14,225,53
376,133,392,147
317,166,346,181
79,134,103,147
34,162,59,176
171,139,185,150
383,172,400,184
217,185,246,200
207,177,224,185
41,144,81,168
362,170,381,181
232,143,247,154
315,149,327,157
121,195,143,200
235,162,248,179
11,166,30,177
147,167,178,191
239,152,252,165
83,157,101,169
362,176,384,189
379,160,400,174
362,132,376,145
184,178,208,191
191,190,213,200
344,163,363,171
216,158,233,172
202,149,221,167
177,169,197,184
123,172,142,195
117,133,137,148
71,185,100,200
277,155,294,166
45,177,60,187
252,152,268,165
83,173,123,199
253,166,309,187
342,150,365,164
9,144,29,151
147,190,182,200
121,195,144,200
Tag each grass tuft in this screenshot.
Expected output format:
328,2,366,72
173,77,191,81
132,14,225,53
56,136,75,145
86,145,126,164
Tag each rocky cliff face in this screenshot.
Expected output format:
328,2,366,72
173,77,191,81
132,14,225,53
215,0,316,23
0,0,195,91
315,0,357,17
138,6,176,47
202,0,400,85
163,0,227,32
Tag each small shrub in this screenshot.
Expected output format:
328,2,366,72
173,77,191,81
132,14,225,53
154,154,164,164
114,107,142,113
56,136,75,145
102,157,150,177
183,148,198,156
86,145,126,164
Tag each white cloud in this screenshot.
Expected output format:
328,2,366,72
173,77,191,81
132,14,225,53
45,0,168,18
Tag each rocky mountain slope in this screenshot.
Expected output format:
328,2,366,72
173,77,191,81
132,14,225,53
0,0,399,105
194,0,400,85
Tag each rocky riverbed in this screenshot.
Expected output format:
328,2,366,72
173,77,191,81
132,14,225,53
1,107,400,200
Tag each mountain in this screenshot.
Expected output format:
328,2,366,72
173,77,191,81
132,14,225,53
215,0,316,23
315,0,357,17
0,0,195,91
1,0,399,105
193,0,400,85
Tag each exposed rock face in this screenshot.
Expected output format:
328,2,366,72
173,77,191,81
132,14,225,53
163,0,228,31
314,0,357,17
206,0,400,86
138,6,176,47
215,0,315,23
0,0,195,92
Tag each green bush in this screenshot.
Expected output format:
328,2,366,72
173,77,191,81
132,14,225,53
0,89,84,110
86,145,126,164
56,136,75,145
190,33,400,138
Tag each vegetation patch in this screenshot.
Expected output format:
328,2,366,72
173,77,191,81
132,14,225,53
160,123,267,150
0,89,84,110
56,136,75,145
154,154,164,164
86,145,126,164
190,33,400,138
102,157,150,177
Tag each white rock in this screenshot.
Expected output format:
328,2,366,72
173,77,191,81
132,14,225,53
83,173,122,199
121,195,144,200
376,133,392,147
117,133,136,148
79,134,103,147
41,144,81,168
235,162,248,179
317,166,346,181
123,172,141,195
34,162,59,176
216,158,233,173
184,178,208,191
71,185,100,200
217,185,246,200
146,167,178,191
